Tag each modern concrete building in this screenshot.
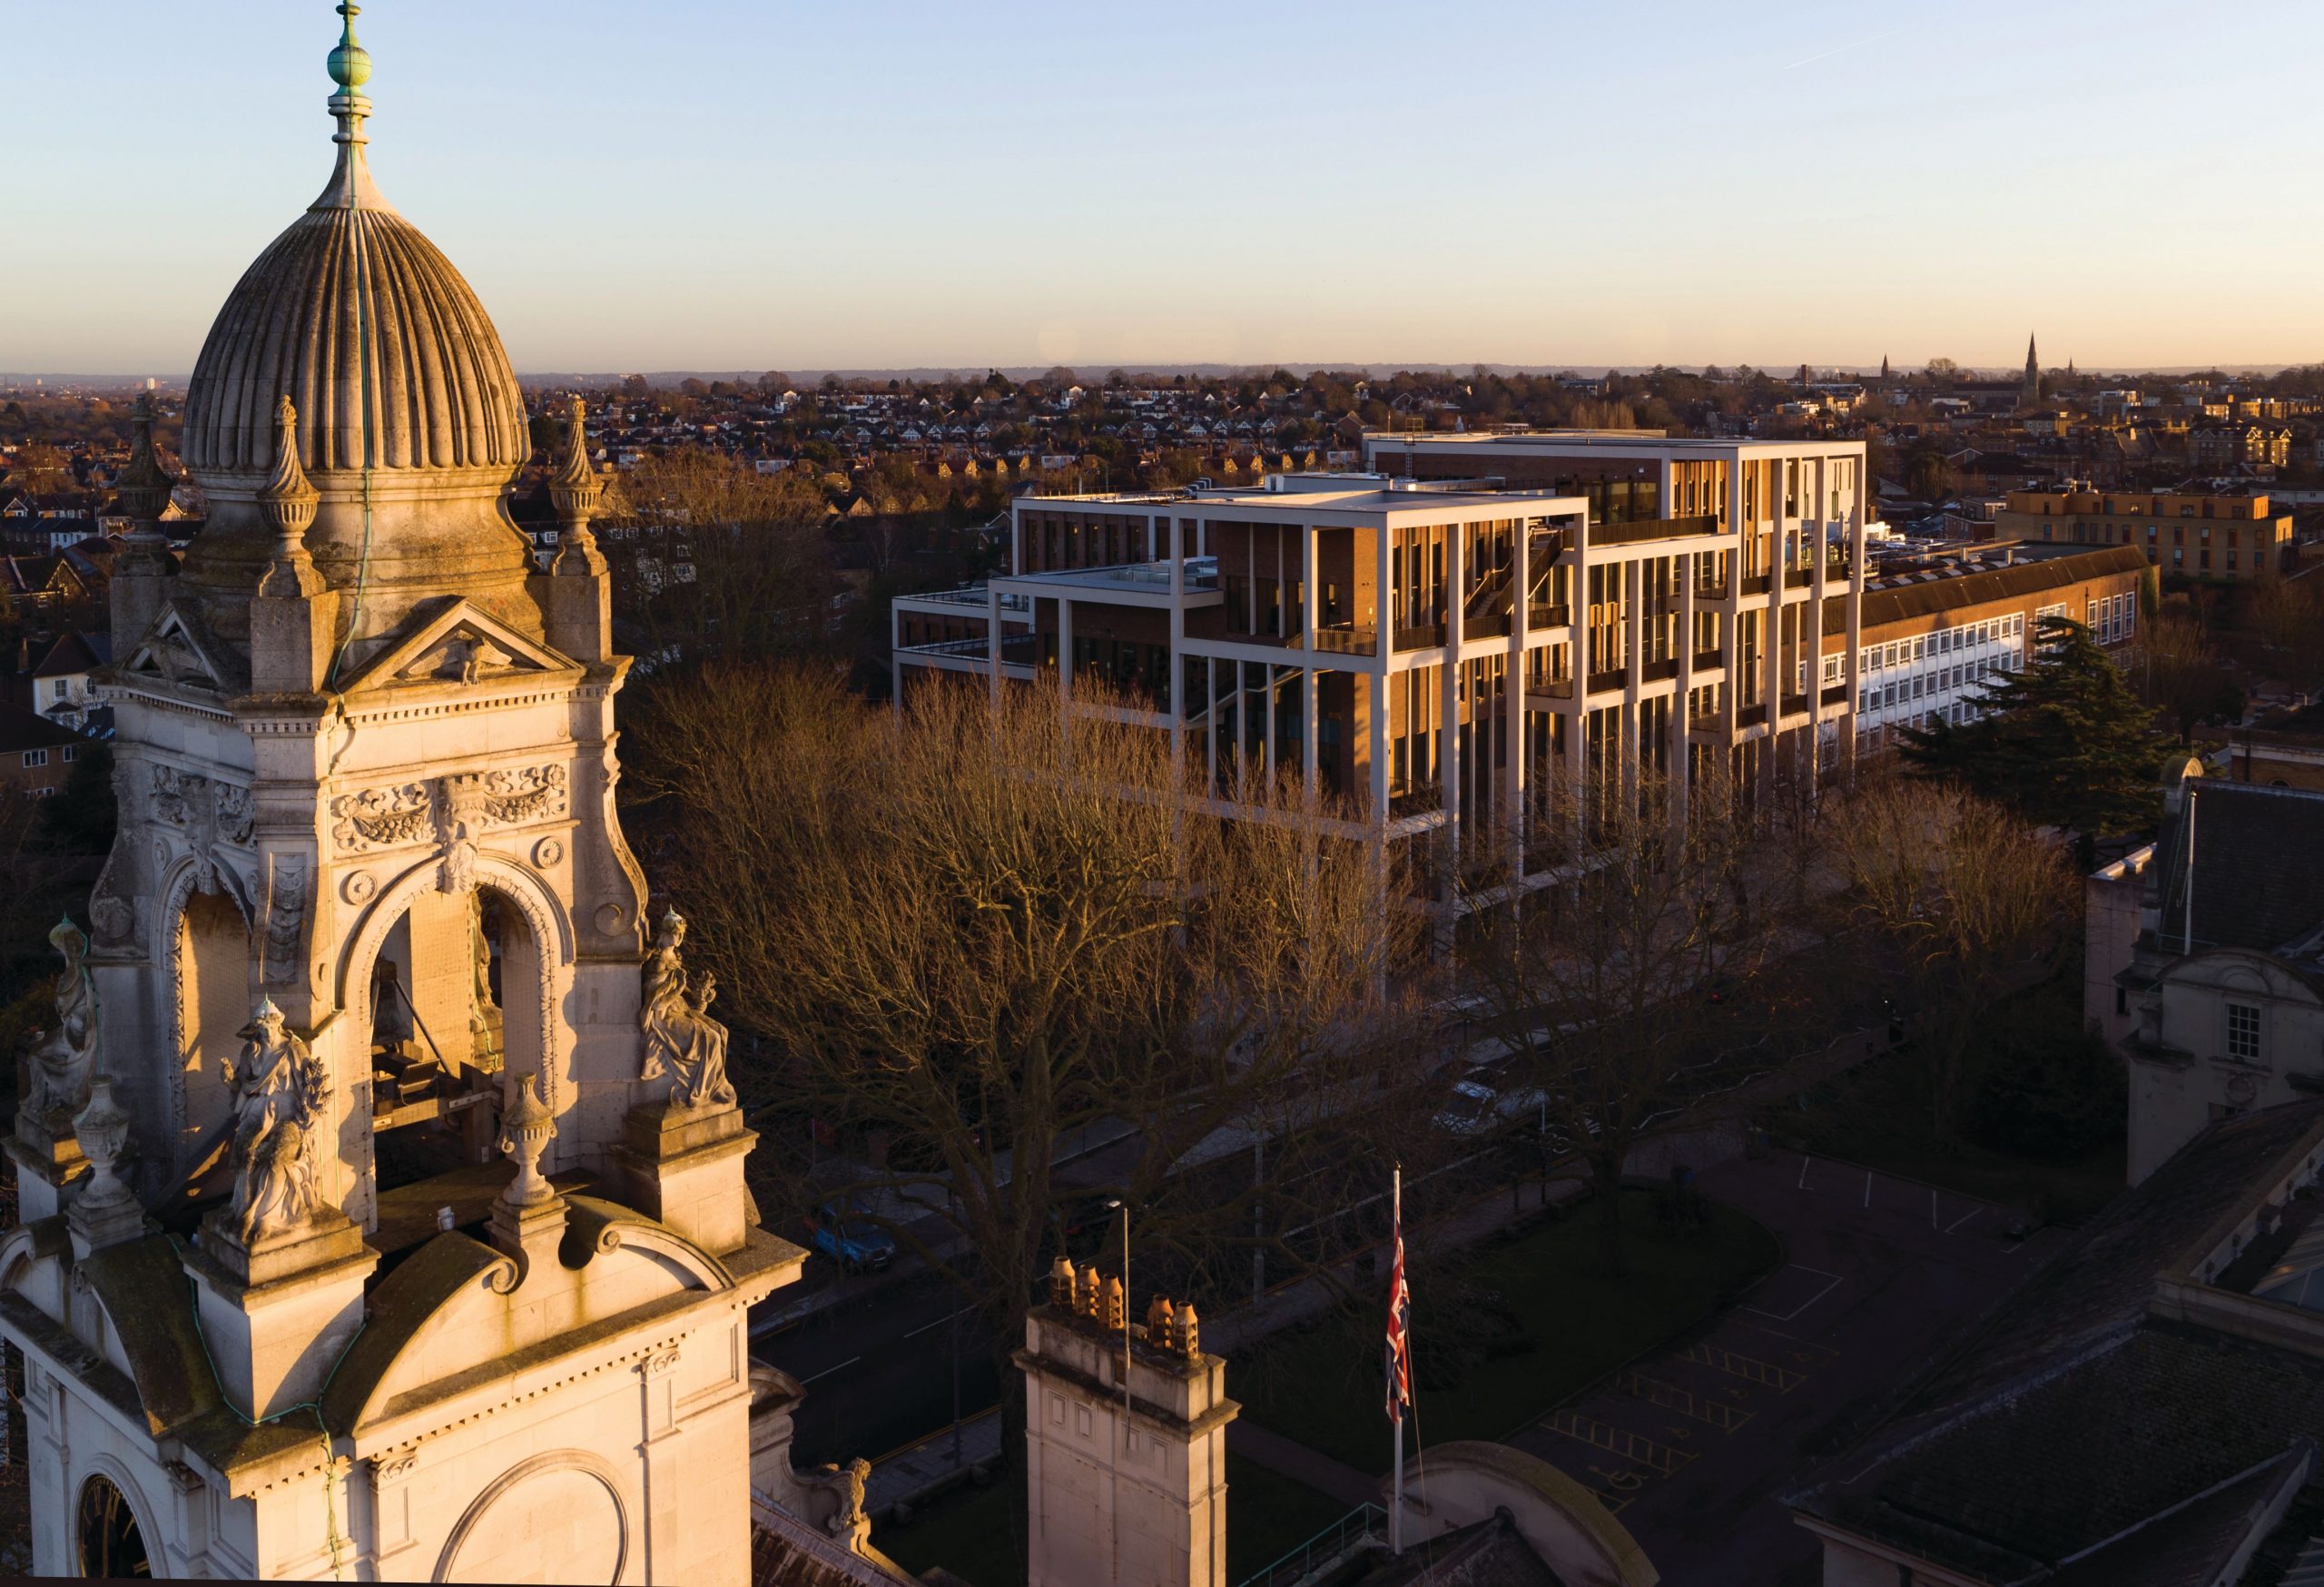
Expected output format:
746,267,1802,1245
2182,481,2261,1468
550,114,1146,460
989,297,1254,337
894,430,1868,900
1993,485,2295,580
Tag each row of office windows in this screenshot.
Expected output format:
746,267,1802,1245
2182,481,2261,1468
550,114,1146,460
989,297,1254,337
1857,612,2025,677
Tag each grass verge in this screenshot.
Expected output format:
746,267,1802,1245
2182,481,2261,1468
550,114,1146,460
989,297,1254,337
1228,1188,1779,1476
873,1453,1344,1587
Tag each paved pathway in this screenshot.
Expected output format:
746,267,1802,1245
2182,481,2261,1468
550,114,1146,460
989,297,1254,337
1504,1148,2071,1587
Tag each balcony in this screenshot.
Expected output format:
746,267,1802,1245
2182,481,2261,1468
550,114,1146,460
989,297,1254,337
1313,625,1377,657
1784,568,1814,590
1693,581,1731,601
1393,622,1446,652
1822,684,1849,707
1589,514,1720,549
1641,657,1680,684
1528,677,1574,702
1526,602,1572,630
1586,668,1627,695
1738,703,1768,728
1692,649,1723,673
1741,573,1773,596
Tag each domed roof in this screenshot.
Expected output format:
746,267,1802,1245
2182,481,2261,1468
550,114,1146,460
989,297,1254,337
172,6,544,660
181,102,525,481
182,203,527,479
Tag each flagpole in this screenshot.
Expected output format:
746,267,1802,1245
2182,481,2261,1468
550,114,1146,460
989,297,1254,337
1391,1163,1403,1557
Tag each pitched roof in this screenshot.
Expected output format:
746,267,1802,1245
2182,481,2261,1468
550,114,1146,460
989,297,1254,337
1825,545,2149,636
1792,1101,2324,1582
0,703,83,754
748,1509,919,1587
2153,782,2324,957
29,630,109,676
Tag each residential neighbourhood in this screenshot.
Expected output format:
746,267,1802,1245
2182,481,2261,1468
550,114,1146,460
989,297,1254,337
7,3,2324,1583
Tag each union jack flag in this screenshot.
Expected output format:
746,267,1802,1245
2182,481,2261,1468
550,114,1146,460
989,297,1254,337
1384,1183,1411,1424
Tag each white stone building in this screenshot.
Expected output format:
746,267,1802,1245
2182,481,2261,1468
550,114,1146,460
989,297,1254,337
0,12,811,1581
2089,766,2324,1186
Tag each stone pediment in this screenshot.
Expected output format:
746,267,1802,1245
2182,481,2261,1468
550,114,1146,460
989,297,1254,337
335,597,579,695
321,1197,736,1437
122,599,244,693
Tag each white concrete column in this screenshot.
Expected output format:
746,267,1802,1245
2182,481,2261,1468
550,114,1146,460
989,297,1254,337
1442,526,1464,845
1845,453,1866,780
1621,556,1643,803
987,586,1004,711
1170,518,1187,770
1369,668,1389,826
1505,518,1531,869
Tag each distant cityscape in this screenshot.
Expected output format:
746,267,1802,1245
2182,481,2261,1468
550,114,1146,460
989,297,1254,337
11,4,2324,1585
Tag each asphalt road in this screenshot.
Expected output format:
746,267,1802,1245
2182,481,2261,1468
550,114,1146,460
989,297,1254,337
755,1265,1003,1468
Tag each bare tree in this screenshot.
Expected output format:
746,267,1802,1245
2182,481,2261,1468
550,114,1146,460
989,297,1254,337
2249,571,2324,693
1455,770,1824,1276
601,446,832,667
623,666,1430,1532
2135,611,2240,741
1825,775,2076,1139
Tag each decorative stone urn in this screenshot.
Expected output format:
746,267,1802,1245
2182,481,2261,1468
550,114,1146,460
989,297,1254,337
498,1071,558,1208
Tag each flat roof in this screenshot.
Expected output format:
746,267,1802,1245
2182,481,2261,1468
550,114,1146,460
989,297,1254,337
1019,478,1581,519
1370,430,1862,455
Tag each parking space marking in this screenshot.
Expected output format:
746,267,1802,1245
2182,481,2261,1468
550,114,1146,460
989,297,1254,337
1739,1263,1845,1323
1543,1410,1697,1475
1677,1341,1807,1393
1615,1369,1757,1433
1727,1318,1842,1361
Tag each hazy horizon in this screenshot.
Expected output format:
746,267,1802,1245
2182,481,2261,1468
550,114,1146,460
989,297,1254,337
9,0,2322,376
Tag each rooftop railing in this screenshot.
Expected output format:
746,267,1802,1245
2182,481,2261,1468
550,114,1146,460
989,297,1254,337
1312,625,1377,656
1236,1504,1389,1587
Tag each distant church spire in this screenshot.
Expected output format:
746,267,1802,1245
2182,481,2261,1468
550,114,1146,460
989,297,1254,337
2023,332,2042,407
1880,353,1890,380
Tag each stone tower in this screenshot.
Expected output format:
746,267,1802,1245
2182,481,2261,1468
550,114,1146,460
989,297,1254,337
0,8,803,1580
1019,1261,1236,1587
2023,332,2042,409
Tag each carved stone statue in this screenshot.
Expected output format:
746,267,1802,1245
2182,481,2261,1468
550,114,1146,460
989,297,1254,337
639,911,736,1111
468,907,505,1072
25,917,98,1121
807,1458,872,1547
222,998,331,1244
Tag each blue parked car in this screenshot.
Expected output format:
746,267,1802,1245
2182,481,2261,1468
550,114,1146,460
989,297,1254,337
806,1198,897,1275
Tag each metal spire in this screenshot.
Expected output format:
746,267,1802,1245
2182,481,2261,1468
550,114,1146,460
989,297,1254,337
317,3,387,211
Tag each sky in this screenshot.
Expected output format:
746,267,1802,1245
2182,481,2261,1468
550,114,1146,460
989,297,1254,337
6,0,2321,377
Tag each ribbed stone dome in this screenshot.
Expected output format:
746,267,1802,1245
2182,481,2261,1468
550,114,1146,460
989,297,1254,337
175,42,543,661
182,202,527,478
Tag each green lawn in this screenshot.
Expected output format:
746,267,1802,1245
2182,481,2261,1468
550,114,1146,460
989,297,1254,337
1228,1189,1780,1476
875,1454,1344,1587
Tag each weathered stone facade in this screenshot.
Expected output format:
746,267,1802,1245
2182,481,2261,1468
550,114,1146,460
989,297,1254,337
0,10,803,1581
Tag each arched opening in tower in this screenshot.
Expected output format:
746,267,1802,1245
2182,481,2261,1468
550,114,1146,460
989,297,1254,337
172,888,253,1198
362,885,539,1200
